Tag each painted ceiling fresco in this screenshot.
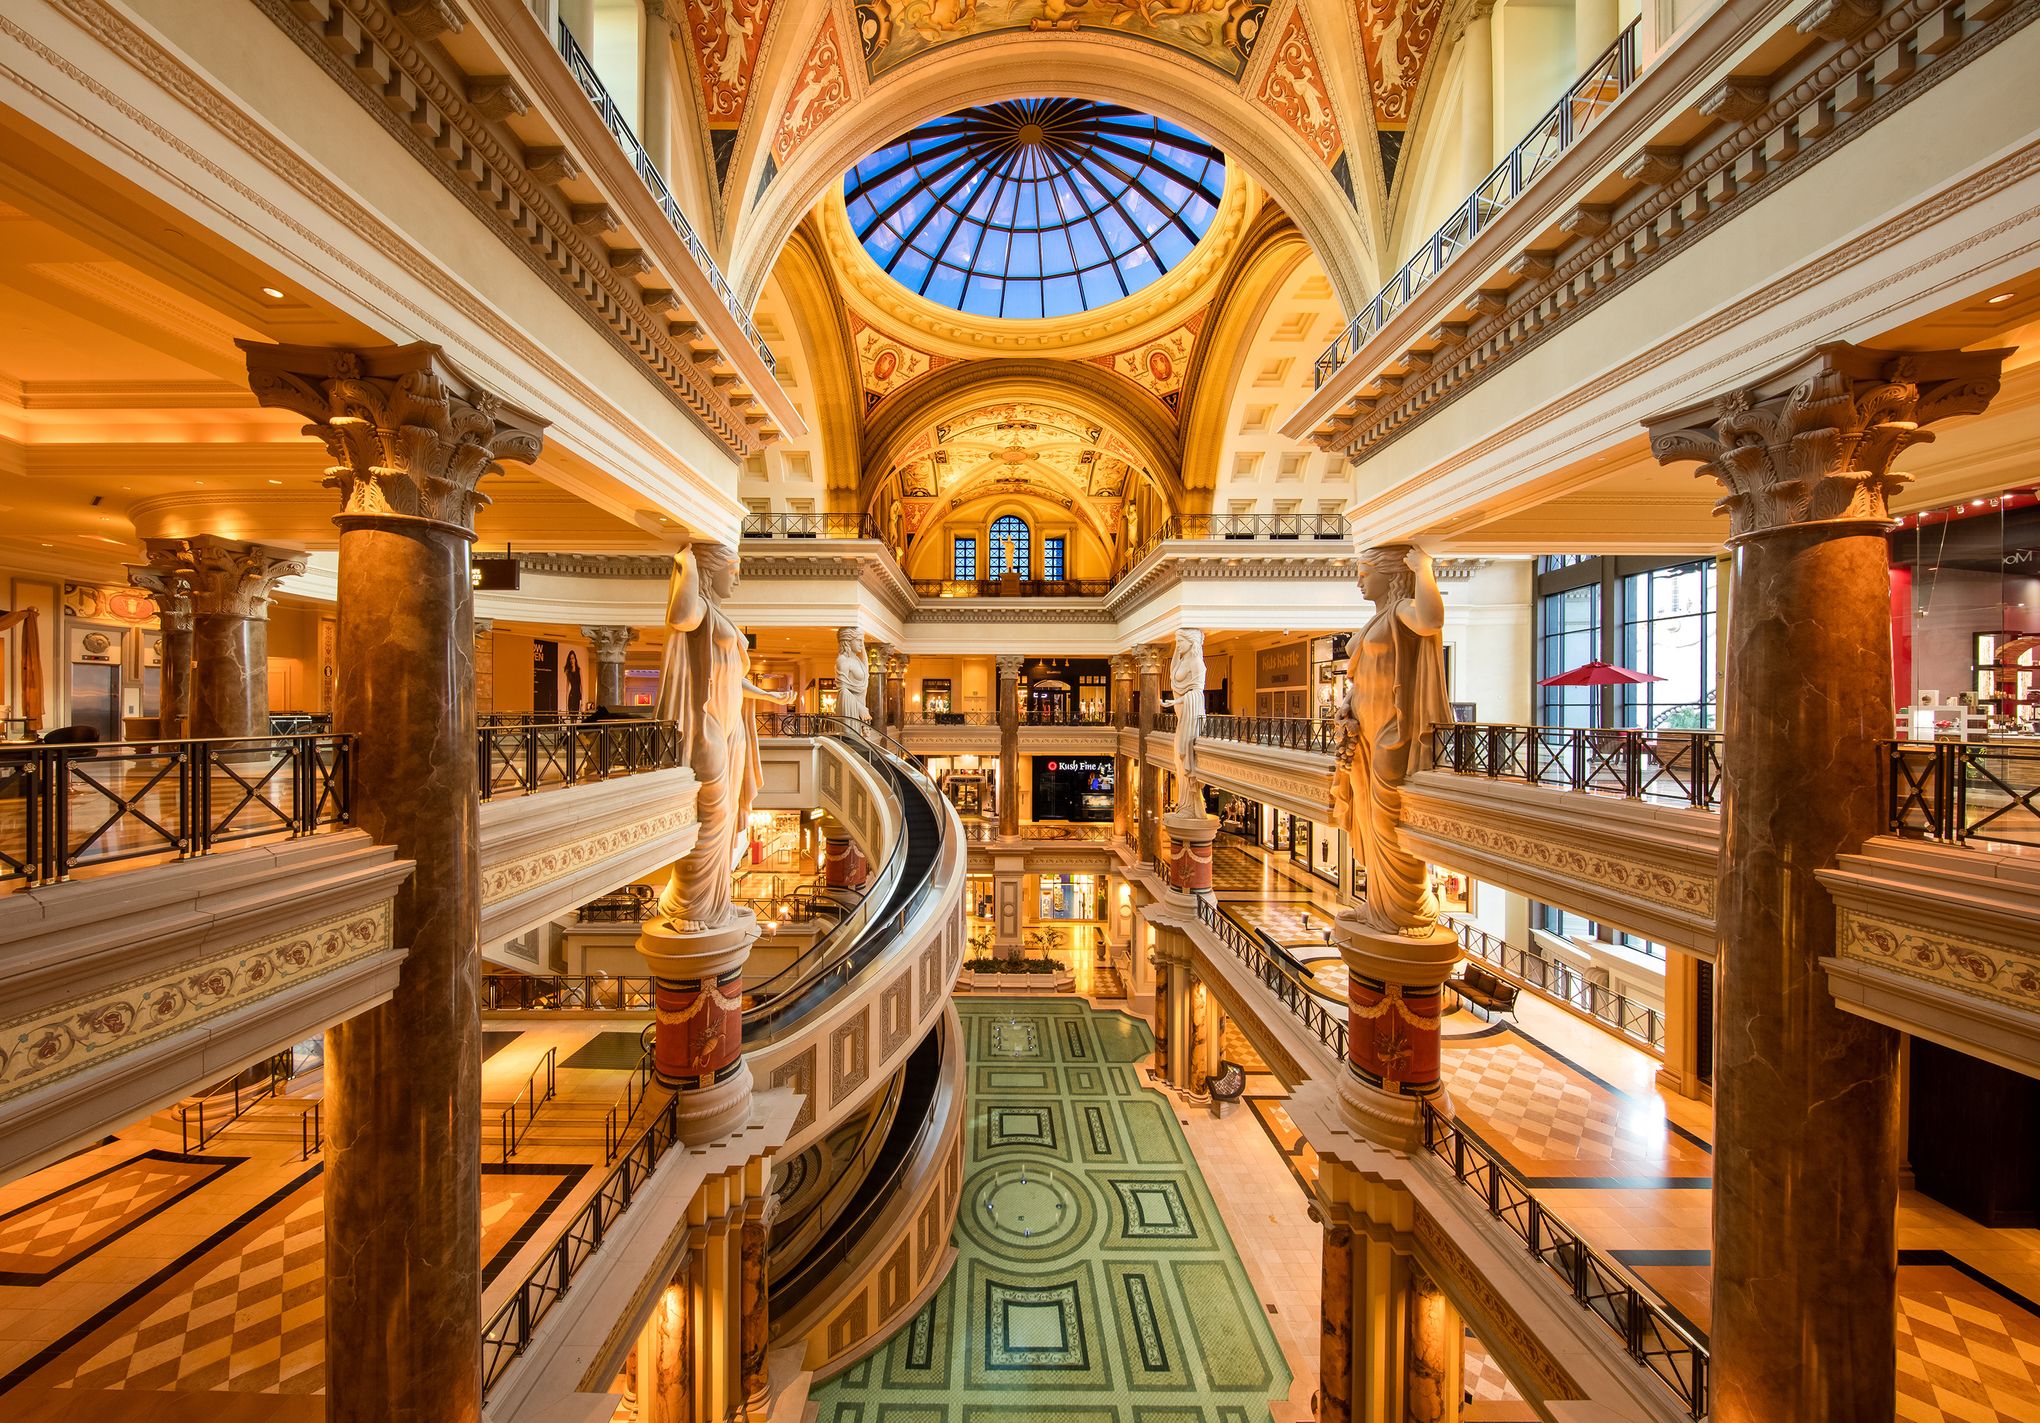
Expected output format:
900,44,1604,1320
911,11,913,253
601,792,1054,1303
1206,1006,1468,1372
852,0,1273,81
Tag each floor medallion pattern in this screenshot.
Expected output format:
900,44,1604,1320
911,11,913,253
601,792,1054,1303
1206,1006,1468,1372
813,999,1292,1421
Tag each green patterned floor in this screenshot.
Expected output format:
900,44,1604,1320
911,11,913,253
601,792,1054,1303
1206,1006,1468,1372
811,999,1292,1423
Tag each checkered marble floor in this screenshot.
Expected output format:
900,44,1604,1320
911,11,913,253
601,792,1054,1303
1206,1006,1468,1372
813,999,1292,1423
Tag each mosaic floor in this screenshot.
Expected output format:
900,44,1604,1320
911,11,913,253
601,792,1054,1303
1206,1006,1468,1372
812,998,1292,1423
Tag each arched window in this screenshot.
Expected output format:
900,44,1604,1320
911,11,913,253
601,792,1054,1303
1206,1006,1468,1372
989,516,1031,578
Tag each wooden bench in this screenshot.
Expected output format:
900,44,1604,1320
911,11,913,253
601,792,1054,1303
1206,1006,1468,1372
1449,964,1520,1020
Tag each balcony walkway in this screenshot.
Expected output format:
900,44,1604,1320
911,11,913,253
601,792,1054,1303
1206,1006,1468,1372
0,1023,646,1418
1198,834,2040,1421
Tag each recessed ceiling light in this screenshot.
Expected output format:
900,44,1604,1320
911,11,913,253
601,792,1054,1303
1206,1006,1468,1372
267,479,283,485
1987,291,2016,305
261,287,285,300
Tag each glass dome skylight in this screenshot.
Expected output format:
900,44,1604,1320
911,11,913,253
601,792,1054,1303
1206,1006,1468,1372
843,98,1225,321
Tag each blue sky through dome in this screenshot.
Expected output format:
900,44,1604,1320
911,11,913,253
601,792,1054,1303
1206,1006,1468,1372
843,98,1225,321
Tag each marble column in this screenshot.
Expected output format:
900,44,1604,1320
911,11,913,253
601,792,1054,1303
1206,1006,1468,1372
243,340,545,1423
1136,644,1163,865
996,653,1024,837
581,624,633,710
127,554,194,740
866,640,892,728
1404,1263,1461,1423
1647,342,2007,1423
886,651,908,733
1320,1223,1356,1423
638,1254,693,1423
822,828,864,889
163,536,305,740
1111,652,1135,841
740,1200,769,1408
1654,949,1708,1101
640,0,678,179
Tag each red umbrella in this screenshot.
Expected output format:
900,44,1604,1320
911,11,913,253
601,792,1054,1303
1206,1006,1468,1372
1537,659,1665,687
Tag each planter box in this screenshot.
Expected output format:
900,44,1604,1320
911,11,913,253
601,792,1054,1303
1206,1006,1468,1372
959,970,1074,993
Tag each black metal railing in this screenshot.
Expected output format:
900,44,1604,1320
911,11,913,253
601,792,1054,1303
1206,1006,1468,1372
740,511,879,539
1201,715,1339,756
1315,21,1642,386
603,1026,657,1165
1,733,352,889
179,1048,299,1153
1430,723,1723,810
1888,739,2040,847
1020,708,1112,727
478,720,683,800
1124,512,1350,568
911,578,1113,599
1153,710,1176,735
301,1101,323,1161
555,21,772,371
1449,919,1664,1052
1194,896,1348,1059
909,710,998,726
499,1046,558,1162
482,1088,685,1394
577,886,656,922
483,974,657,1012
1421,1101,1708,1417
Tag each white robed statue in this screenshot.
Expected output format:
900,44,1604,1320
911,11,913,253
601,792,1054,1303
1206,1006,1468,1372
1333,545,1452,936
1159,629,1205,811
655,543,787,930
834,627,870,725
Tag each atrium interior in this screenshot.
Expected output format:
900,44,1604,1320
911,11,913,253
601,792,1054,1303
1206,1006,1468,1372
2,2,2039,1422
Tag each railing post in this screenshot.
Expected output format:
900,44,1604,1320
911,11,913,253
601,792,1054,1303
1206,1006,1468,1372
1570,728,1587,790
1625,730,1643,797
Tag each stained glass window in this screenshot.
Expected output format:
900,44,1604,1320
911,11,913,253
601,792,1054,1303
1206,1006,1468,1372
1043,536,1065,581
953,536,977,580
844,98,1224,320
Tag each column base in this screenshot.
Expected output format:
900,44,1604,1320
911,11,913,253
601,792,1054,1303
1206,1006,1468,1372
638,909,759,1145
1161,809,1220,893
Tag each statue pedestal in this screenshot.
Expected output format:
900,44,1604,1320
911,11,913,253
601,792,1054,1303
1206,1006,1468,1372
637,908,759,1145
1161,809,1220,893
1333,910,1460,1151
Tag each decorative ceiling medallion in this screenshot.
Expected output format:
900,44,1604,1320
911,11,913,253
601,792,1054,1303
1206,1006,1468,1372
853,1,1271,81
851,313,950,409
1089,314,1203,410
843,99,1223,320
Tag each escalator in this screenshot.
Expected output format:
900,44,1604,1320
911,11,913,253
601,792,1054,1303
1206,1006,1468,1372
743,717,949,1047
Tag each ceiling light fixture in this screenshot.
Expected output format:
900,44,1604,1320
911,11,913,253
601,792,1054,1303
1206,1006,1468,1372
267,479,283,485
261,286,285,300
1986,291,2016,305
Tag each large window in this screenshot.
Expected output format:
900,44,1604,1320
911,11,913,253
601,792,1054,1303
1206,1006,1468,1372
953,536,977,580
989,515,1031,578
1619,561,1718,729
1043,536,1065,581
1536,584,1601,727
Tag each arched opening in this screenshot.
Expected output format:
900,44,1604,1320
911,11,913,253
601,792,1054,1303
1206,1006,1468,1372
987,514,1031,579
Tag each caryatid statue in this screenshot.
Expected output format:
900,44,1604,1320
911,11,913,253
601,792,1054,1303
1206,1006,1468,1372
834,627,870,725
1160,629,1205,811
640,542,787,1138
1329,544,1459,1144
1335,545,1451,937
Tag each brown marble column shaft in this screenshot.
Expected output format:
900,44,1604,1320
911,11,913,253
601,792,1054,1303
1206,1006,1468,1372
740,1205,769,1405
640,1259,693,1423
996,653,1024,836
580,624,633,710
1111,653,1135,840
243,341,544,1423
886,652,908,734
1648,343,2007,1423
1403,1263,1459,1423
157,536,306,740
1137,644,1163,864
866,640,892,727
129,554,194,739
1320,1223,1355,1423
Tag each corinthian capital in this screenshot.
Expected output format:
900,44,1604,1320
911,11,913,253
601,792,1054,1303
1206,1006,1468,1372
995,653,1027,679
238,341,546,539
1136,644,1166,676
149,536,307,620
1646,343,2009,541
128,546,196,633
581,625,634,661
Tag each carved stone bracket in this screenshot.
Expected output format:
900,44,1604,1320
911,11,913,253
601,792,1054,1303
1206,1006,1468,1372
238,341,546,540
1645,342,2009,540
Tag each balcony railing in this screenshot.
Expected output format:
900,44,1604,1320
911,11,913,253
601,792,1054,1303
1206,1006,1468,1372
912,578,1113,599
1888,740,2040,848
479,720,683,800
1430,723,1723,810
1194,896,1348,1060
555,21,772,372
1449,919,1663,1053
1202,715,1338,756
1,733,351,889
483,973,657,1011
1126,511,1349,569
909,710,998,727
740,511,879,539
1314,20,1642,387
1420,1101,1708,1418
1021,709,1111,727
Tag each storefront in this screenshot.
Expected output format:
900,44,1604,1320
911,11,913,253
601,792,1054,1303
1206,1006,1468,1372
1036,872,1100,922
1891,492,2040,736
1210,789,1262,843
924,754,995,818
1030,755,1113,821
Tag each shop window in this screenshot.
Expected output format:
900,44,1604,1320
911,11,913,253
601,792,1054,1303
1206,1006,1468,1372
922,678,952,715
1536,584,1601,727
1619,560,1717,730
